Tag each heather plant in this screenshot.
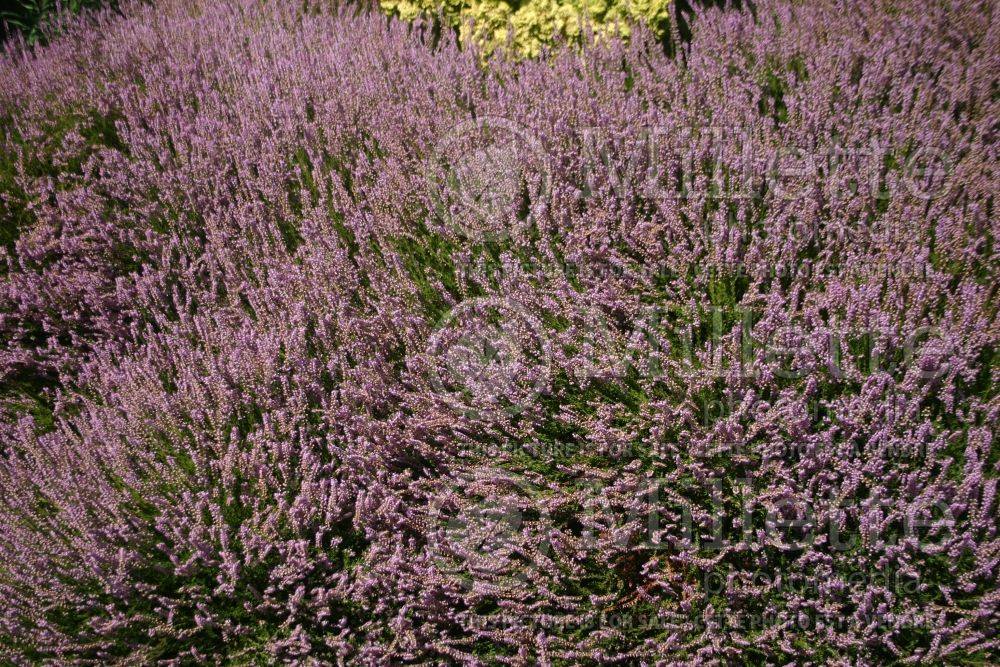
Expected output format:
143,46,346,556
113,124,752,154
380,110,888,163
0,0,998,664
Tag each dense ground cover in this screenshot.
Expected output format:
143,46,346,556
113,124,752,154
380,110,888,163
0,0,997,664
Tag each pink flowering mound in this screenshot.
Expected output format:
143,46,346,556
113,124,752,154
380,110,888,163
0,0,997,664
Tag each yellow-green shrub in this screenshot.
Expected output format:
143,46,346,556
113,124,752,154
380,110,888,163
380,0,671,57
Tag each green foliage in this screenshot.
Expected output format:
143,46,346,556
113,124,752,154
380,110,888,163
380,0,673,57
0,0,114,46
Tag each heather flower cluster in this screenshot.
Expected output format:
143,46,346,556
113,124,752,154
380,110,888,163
0,0,997,664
